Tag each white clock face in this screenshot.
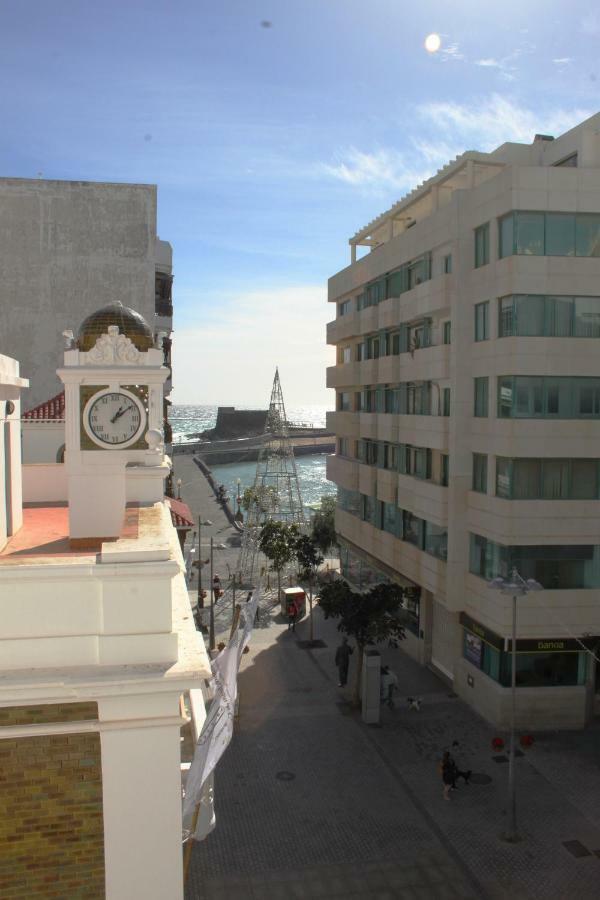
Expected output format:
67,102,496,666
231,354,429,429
84,390,146,448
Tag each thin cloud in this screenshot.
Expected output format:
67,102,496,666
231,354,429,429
552,57,572,65
418,95,594,150
320,147,431,193
319,97,594,196
475,58,502,68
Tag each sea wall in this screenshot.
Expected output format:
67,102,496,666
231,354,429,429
190,442,335,466
192,457,243,532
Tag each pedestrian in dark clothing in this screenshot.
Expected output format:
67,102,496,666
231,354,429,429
287,599,297,631
334,637,353,686
247,590,259,625
439,751,455,800
451,741,472,785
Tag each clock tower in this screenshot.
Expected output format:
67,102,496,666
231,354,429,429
57,302,169,547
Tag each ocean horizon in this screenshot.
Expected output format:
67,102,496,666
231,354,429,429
171,404,336,509
170,403,331,443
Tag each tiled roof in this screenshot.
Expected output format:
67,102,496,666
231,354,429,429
167,497,194,529
22,391,66,420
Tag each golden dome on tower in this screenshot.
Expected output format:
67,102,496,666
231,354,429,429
77,302,154,352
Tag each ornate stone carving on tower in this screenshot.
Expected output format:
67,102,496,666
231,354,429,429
237,368,307,583
57,301,169,548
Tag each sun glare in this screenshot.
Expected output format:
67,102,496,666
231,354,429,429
424,33,441,53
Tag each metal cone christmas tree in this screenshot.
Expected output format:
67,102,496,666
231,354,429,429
237,368,307,583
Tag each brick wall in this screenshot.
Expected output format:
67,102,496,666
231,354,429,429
0,703,105,898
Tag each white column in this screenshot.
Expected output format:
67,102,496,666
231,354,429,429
101,717,184,900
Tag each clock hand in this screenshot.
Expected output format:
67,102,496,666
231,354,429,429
110,405,125,423
114,404,135,421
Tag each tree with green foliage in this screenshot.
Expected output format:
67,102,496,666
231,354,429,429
241,484,277,514
311,495,337,555
258,520,300,604
294,534,324,643
318,580,406,704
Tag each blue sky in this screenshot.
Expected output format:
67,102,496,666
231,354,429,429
2,1,599,405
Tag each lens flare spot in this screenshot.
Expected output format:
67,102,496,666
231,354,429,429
424,33,442,53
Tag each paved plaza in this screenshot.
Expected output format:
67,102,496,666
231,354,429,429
175,455,600,899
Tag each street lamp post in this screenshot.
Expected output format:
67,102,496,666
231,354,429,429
489,567,542,842
209,536,215,651
177,478,182,500
196,517,213,610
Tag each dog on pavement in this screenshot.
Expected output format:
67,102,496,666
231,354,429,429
406,696,422,711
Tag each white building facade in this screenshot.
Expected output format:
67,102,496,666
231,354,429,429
0,305,210,899
327,114,600,730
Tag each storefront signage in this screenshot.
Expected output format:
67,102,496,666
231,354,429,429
459,613,504,650
506,636,600,653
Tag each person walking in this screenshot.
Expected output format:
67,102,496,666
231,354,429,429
450,741,472,785
380,665,399,708
334,637,353,687
247,590,259,626
440,751,456,800
286,597,298,631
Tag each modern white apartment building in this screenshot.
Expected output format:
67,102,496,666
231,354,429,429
326,113,600,730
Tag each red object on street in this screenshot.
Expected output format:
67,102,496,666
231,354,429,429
520,734,534,747
492,737,505,751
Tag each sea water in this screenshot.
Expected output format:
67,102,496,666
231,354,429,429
171,404,335,510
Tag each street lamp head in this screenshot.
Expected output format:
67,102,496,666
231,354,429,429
488,568,543,595
525,578,543,591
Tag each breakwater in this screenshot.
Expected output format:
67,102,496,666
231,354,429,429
172,431,334,465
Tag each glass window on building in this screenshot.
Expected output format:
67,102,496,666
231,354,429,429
575,214,600,257
498,376,600,419
574,297,600,336
515,212,545,255
469,533,600,588
424,521,448,559
499,212,515,259
443,253,452,274
360,493,375,523
500,651,583,687
474,222,490,268
474,377,489,417
474,301,489,341
337,392,351,412
440,454,449,487
339,299,352,316
442,387,451,417
337,437,349,457
463,630,501,681
443,321,451,344
382,501,400,536
498,296,514,336
495,457,600,500
401,587,421,636
546,213,576,257
472,454,488,493
402,510,423,548
337,487,360,516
